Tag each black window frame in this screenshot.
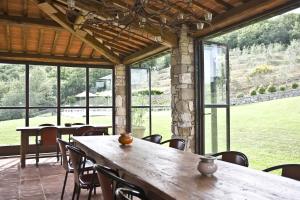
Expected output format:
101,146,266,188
0,61,115,149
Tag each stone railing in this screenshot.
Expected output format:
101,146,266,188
231,89,300,105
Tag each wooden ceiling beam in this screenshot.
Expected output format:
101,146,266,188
214,0,234,10
3,0,8,15
38,29,44,54
22,26,27,53
87,25,150,47
91,31,142,51
77,42,85,57
123,44,169,65
192,1,218,15
23,0,28,17
0,52,113,65
192,0,291,38
6,24,10,52
51,30,59,55
64,34,73,56
31,0,121,64
0,14,61,30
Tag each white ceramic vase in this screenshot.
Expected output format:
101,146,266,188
197,156,218,176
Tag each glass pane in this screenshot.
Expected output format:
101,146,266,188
29,65,57,107
61,67,86,107
131,108,150,138
131,69,149,106
89,68,113,106
89,108,112,125
29,108,57,126
61,108,86,125
151,60,171,107
151,108,171,140
205,108,227,154
90,108,112,134
0,109,25,146
204,44,227,105
0,64,25,107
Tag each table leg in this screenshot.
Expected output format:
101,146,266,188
20,133,29,168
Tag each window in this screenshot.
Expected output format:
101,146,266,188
0,63,114,148
130,54,172,140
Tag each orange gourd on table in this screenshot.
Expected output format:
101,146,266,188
118,133,133,145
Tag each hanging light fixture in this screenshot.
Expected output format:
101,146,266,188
66,0,213,43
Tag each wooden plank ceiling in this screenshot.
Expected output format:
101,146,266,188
0,0,298,66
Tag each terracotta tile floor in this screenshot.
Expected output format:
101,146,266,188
0,157,103,200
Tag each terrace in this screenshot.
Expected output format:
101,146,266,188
0,0,300,200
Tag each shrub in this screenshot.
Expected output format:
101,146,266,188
236,93,244,98
292,83,299,89
250,89,257,96
279,85,286,91
267,84,276,93
250,64,273,77
257,86,266,94
132,89,163,96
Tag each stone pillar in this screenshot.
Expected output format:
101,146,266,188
171,24,195,152
115,64,127,134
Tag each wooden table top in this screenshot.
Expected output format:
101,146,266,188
73,135,300,200
16,125,112,131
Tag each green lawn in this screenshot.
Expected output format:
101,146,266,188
1,97,300,170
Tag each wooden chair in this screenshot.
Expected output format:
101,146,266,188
160,139,186,151
74,126,95,136
263,164,300,181
57,138,94,200
35,126,59,166
67,145,100,200
142,134,162,144
72,123,85,125
39,123,55,127
212,151,249,167
94,164,147,200
116,187,148,200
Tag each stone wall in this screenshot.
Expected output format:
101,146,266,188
231,89,300,106
115,64,127,134
171,24,195,152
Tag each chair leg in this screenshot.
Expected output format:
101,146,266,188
72,183,77,200
94,186,96,195
35,135,39,167
61,171,69,200
76,186,81,200
57,144,59,162
88,187,93,200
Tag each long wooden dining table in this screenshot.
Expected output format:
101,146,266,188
16,125,111,168
74,135,300,200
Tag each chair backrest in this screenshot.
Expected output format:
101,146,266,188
39,123,55,127
72,122,85,125
94,164,147,200
67,145,86,185
263,164,300,181
57,138,70,170
212,151,249,167
94,165,118,200
142,134,162,144
74,126,95,136
39,127,58,145
161,139,186,151
116,187,147,200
